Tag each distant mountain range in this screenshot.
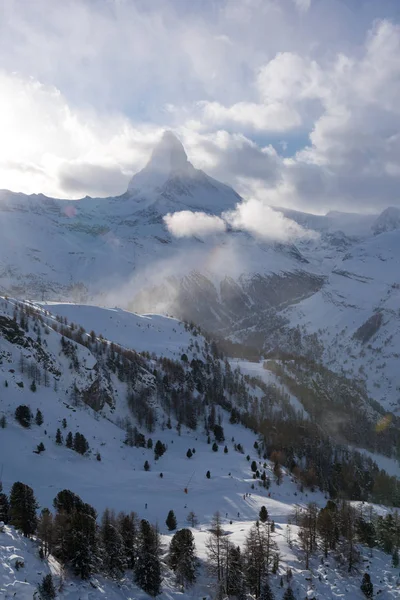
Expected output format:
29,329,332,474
1,131,400,413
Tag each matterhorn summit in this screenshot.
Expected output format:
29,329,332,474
126,130,241,213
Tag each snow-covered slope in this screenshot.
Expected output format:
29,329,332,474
1,297,399,598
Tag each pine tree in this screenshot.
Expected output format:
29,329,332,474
244,521,278,597
212,442,218,452
169,528,197,588
52,489,98,579
15,404,32,428
144,460,150,472
392,547,399,568
360,573,373,598
36,442,45,453
62,418,67,429
260,579,275,600
35,408,44,426
56,428,63,445
0,483,9,524
225,544,245,600
37,508,54,557
66,431,73,448
259,505,269,523
251,460,257,473
135,519,162,596
224,445,228,453
206,470,211,479
30,380,37,392
118,511,138,570
37,573,56,599
166,510,177,531
0,414,6,428
186,448,193,459
100,508,126,578
283,587,295,600
9,481,38,536
154,440,166,460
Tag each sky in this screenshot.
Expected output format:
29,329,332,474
1,0,400,213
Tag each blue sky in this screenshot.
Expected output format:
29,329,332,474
1,0,400,213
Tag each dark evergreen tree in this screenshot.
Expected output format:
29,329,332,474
37,508,54,558
52,489,98,579
206,470,211,479
100,508,126,578
144,460,150,472
62,417,67,429
360,573,373,598
36,442,45,453
55,428,63,445
154,440,166,460
212,442,218,452
73,432,89,455
118,511,138,570
135,519,162,596
66,431,73,448
186,448,193,459
226,544,246,600
35,408,44,426
15,405,32,428
260,579,275,600
166,510,177,531
9,481,38,536
37,573,56,599
30,380,37,392
0,483,9,524
213,424,225,442
169,528,197,588
283,587,295,600
392,547,399,568
259,506,269,523
224,445,228,454
251,460,258,473
0,414,7,428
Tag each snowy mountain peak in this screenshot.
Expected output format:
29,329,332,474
371,206,400,235
149,130,189,172
127,130,193,193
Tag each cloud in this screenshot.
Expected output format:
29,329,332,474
0,0,400,215
293,0,312,13
164,199,317,243
223,199,318,241
0,70,161,198
163,211,226,238
199,100,301,132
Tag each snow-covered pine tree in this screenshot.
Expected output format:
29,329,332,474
260,578,275,600
118,511,138,570
100,508,126,578
168,528,197,588
135,519,162,596
37,508,54,557
37,573,56,599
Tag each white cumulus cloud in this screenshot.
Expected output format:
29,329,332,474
163,211,226,238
